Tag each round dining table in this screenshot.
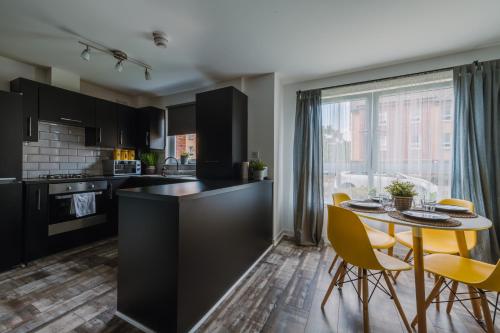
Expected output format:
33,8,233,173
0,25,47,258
349,209,493,333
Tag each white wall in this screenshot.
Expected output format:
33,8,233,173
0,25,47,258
0,55,40,91
277,44,500,235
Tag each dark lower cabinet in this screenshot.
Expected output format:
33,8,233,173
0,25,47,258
23,183,49,262
0,182,23,272
10,78,40,142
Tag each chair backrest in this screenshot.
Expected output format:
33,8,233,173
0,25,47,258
438,198,477,249
475,260,500,292
327,205,383,270
333,193,351,207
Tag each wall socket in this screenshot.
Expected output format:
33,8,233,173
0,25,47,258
250,151,260,159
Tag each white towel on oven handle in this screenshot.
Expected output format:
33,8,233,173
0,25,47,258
70,192,96,217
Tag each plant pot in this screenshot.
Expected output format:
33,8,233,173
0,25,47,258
393,196,414,211
180,156,188,165
253,167,268,181
145,166,156,175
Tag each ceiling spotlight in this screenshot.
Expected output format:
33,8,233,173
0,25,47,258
153,31,168,48
145,68,152,80
115,60,124,72
80,46,90,61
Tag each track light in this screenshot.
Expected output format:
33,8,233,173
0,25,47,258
78,41,152,80
115,60,124,72
80,46,90,61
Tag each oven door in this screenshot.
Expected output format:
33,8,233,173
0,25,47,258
49,190,106,224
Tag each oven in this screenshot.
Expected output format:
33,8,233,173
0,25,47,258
48,180,108,236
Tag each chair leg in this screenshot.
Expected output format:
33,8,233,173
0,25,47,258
357,267,362,293
382,271,411,332
434,274,440,311
393,249,413,280
321,260,345,308
362,269,369,333
411,276,445,327
328,254,339,274
478,289,495,333
338,263,347,289
446,280,458,314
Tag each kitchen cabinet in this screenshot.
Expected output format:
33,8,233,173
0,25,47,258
117,104,137,148
196,87,247,179
85,98,117,148
137,106,165,150
0,181,23,272
24,183,49,262
39,84,95,127
10,78,40,142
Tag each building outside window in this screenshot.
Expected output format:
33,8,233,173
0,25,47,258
167,134,197,163
321,70,454,202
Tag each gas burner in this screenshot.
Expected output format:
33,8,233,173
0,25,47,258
40,173,91,180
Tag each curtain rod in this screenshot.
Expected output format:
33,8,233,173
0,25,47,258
298,65,462,94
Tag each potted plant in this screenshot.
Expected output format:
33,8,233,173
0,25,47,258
250,160,268,181
385,180,417,211
180,151,189,165
141,151,158,175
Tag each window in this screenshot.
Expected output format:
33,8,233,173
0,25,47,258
442,132,452,149
167,134,197,163
322,71,454,202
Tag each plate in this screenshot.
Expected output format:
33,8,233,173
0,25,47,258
347,200,382,209
370,196,383,202
402,210,450,221
435,204,469,213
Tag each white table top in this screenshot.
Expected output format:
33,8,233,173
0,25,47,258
354,210,492,231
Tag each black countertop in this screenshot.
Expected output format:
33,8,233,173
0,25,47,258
117,179,271,202
22,174,197,184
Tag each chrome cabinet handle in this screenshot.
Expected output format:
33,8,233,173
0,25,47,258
120,130,123,145
60,117,82,123
28,116,32,137
98,128,102,144
36,188,41,211
145,131,149,146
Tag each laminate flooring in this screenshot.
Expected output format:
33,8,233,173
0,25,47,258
0,237,497,332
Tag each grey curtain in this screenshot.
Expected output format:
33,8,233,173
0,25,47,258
452,60,500,263
293,90,324,246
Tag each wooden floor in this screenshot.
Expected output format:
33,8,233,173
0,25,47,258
0,238,497,333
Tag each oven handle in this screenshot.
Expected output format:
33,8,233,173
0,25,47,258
54,191,103,200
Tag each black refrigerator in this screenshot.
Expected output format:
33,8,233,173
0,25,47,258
0,90,23,272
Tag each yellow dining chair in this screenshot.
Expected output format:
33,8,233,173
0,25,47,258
322,205,412,333
328,193,396,274
413,254,500,332
394,198,476,311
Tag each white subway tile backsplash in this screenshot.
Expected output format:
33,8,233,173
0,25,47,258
38,163,59,171
27,155,50,163
40,148,59,155
22,121,116,178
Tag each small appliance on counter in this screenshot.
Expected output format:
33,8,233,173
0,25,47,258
102,160,141,176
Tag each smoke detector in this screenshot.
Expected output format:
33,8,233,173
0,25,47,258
153,31,168,48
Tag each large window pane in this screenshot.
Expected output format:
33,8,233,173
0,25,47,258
322,71,454,203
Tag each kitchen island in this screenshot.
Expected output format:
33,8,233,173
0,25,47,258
116,180,273,333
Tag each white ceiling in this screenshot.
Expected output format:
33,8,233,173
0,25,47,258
1,0,500,97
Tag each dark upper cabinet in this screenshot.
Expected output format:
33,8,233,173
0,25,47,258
196,87,247,179
85,99,117,148
24,183,49,262
39,84,95,127
117,104,137,148
0,91,23,180
137,106,165,150
10,78,40,142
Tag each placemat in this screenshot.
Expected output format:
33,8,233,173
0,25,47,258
340,201,386,214
434,209,478,218
387,210,461,227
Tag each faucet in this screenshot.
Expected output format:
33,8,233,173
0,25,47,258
162,156,179,176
